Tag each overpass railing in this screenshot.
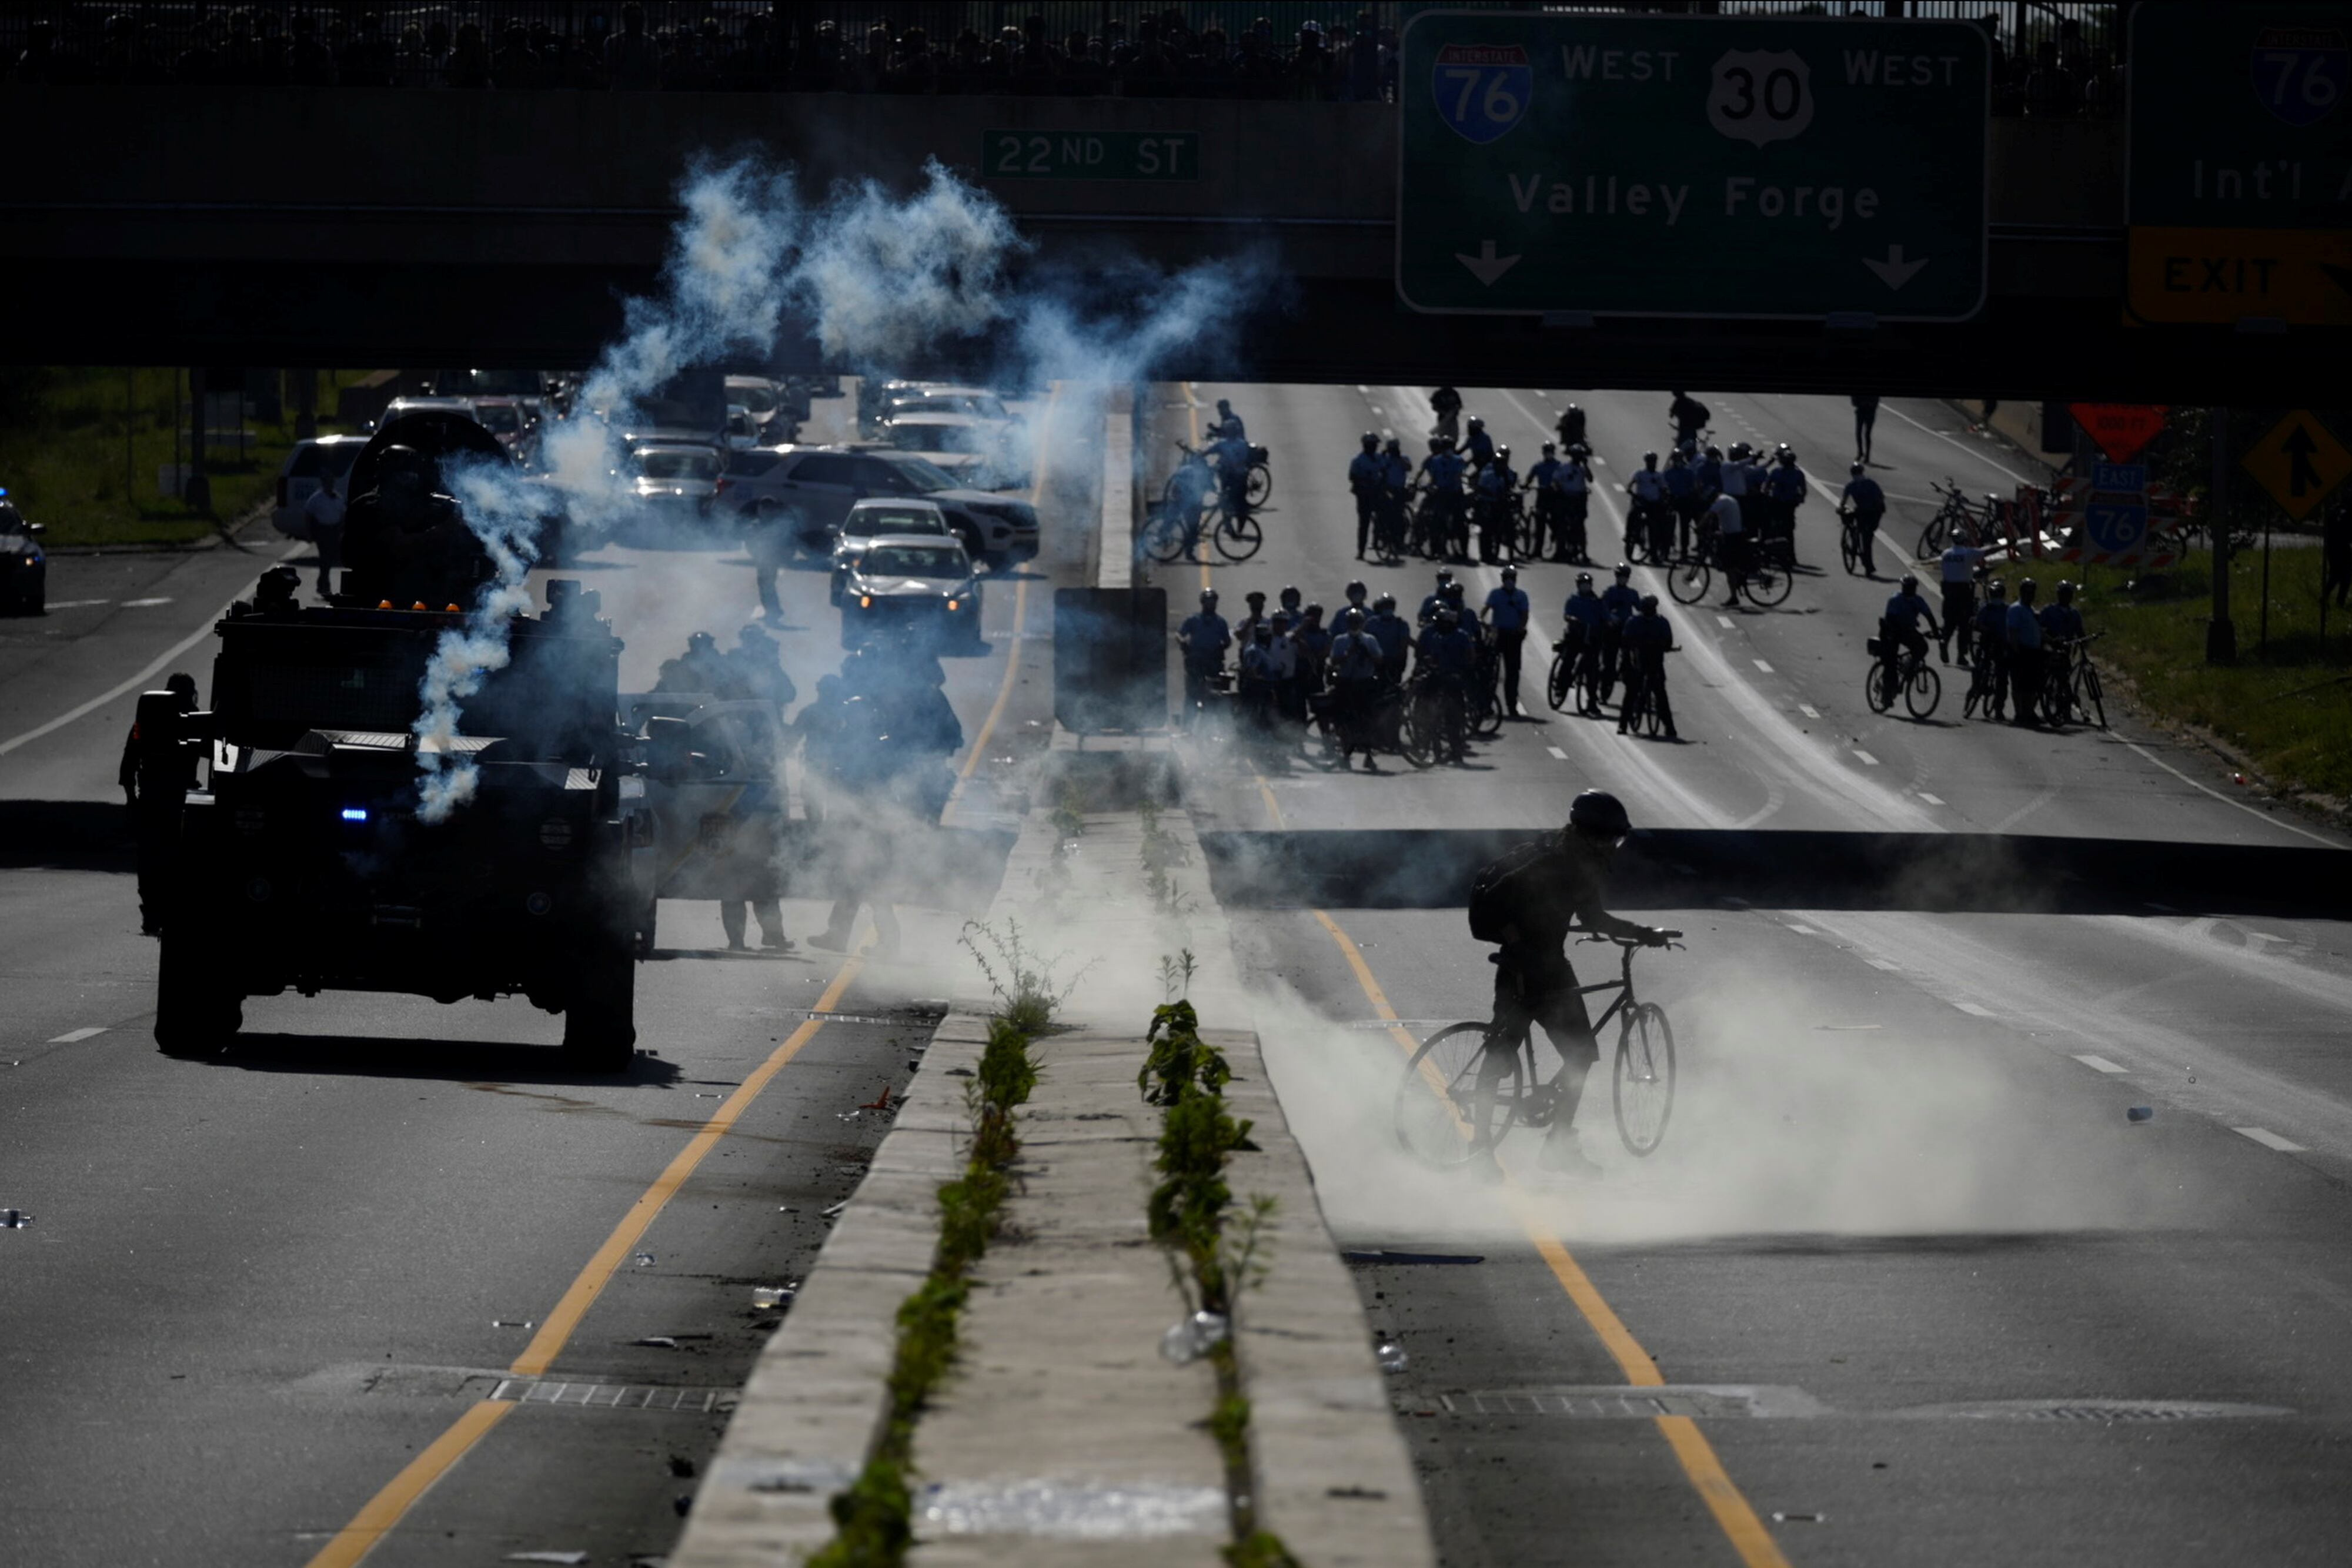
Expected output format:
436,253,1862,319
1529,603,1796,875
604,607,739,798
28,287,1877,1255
0,2,2120,115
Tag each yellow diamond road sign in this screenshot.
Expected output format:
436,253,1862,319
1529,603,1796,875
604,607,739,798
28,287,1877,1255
2243,410,2352,522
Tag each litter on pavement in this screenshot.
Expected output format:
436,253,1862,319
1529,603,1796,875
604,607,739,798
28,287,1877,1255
1375,1339,1411,1375
0,1208,32,1228
1160,1309,1230,1365
751,1285,796,1309
2127,1106,2154,1122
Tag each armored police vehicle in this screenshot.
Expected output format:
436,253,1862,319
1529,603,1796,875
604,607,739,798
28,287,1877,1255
143,412,642,1071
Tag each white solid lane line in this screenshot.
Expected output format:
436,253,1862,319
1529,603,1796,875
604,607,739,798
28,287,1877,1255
2235,1126,2308,1153
1865,958,1903,972
46,1027,108,1044
2119,736,2340,849
1953,1001,1998,1018
2073,1054,2128,1073
1879,400,2040,487
121,597,174,608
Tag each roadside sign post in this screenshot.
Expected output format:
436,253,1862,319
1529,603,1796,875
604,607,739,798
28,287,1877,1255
2210,409,2235,665
2241,410,2352,655
1396,12,1988,319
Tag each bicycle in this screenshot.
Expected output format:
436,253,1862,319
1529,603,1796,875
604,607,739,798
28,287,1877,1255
1397,673,1468,765
1961,646,2006,721
2065,633,2107,729
1546,628,1606,717
1141,497,1262,564
1865,631,1943,719
1394,932,1684,1166
1837,504,1880,576
1369,488,1410,567
1667,534,1793,608
1623,497,1676,565
2042,633,2106,728
1915,480,1989,561
1473,489,1526,564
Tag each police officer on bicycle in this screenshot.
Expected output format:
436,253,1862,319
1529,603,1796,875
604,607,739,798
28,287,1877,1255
1879,573,1943,703
1841,462,1886,577
1468,791,1673,1177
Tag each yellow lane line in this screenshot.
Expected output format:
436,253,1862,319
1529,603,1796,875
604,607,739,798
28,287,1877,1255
303,955,869,1567
1184,381,1214,596
1306,908,1792,1568
953,382,1067,791
300,1402,513,1568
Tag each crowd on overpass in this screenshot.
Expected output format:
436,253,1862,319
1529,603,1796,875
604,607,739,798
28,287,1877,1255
2,2,2119,114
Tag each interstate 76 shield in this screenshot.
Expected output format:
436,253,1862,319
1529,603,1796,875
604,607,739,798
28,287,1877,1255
1432,42,1533,144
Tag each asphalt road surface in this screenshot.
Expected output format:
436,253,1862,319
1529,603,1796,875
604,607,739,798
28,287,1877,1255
0,388,1068,1567
1151,383,2352,1568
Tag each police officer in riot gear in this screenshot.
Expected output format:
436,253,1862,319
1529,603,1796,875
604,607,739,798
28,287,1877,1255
120,671,201,935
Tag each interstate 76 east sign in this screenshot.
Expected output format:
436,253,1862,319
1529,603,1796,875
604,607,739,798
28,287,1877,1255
1398,12,1988,319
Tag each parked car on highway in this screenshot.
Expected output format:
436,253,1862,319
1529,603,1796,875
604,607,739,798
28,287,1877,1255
470,396,539,463
830,497,954,604
0,492,47,615
878,410,1031,490
717,446,1038,568
627,442,723,529
270,434,370,540
838,536,981,650
724,375,801,443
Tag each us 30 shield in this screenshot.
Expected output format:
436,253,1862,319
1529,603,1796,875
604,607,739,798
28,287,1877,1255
1433,43,1532,145
1708,49,1815,146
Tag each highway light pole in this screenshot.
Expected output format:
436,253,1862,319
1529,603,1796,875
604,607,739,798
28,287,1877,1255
2207,407,2236,664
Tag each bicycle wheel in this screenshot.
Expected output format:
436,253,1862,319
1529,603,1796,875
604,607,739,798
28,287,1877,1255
1519,509,1546,560
1471,669,1504,739
1244,462,1273,509
1396,1023,1522,1168
1612,1004,1676,1156
1840,526,1860,576
1546,651,1573,713
1213,510,1264,562
2077,661,2107,728
1915,516,1946,560
1745,559,1793,607
1398,693,1435,767
1863,661,1895,714
1903,661,1942,720
1142,509,1192,564
1665,557,1711,606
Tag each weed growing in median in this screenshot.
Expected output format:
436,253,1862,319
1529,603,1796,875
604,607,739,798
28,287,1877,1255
958,918,1083,1038
808,983,1047,1567
1138,797,1196,911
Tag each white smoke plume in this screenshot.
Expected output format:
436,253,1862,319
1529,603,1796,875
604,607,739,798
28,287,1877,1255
413,152,1277,812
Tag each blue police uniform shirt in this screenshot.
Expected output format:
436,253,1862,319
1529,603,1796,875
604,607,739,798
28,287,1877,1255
1484,585,1530,631
1382,452,1411,487
1843,475,1886,511
1563,591,1606,631
2039,603,2084,640
1624,611,1672,654
1178,611,1230,663
1765,464,1808,503
1883,590,1933,630
1528,457,1562,489
2007,602,2043,650
1348,452,1383,490
1663,465,1697,499
1365,611,1410,665
1424,452,1466,491
1601,583,1642,622
1423,626,1475,674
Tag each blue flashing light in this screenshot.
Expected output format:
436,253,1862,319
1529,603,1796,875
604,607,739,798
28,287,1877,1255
340,807,370,822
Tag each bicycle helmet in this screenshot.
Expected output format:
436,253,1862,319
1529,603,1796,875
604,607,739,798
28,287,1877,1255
1374,592,1396,612
1496,445,1512,463
1383,436,1402,454
1200,588,1218,607
2056,581,2076,603
1243,589,1266,604
1541,440,1556,454
1436,607,1458,628
1304,602,1324,620
1706,446,1723,460
1728,441,1750,460
1280,584,1302,607
1566,788,1632,842
1342,607,1365,630
1614,562,1632,580
1576,571,1594,587
1427,437,1442,454
1639,594,1659,613
1466,415,1485,431
1900,573,1919,590
1361,432,1378,450
1344,579,1368,601
1668,449,1687,464
1850,461,1865,477
1775,442,1793,459
1435,568,1454,586
1499,564,1518,581
1642,451,1659,465
1985,577,2007,599
2016,577,2038,600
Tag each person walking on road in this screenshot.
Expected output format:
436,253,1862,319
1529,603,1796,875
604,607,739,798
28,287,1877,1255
2006,577,2045,726
303,472,346,599
1483,565,1531,718
1938,535,1987,663
1851,393,1880,464
119,671,200,936
1840,462,1886,576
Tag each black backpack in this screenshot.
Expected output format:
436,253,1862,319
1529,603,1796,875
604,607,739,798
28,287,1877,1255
1467,840,1551,944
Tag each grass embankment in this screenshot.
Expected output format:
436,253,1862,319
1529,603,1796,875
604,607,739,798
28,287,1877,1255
0,368,376,547
2053,547,2351,804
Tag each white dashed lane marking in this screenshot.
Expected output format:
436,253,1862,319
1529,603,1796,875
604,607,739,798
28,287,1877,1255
1798,703,1819,718
1717,615,1736,628
2073,1054,2127,1073
1785,924,1816,935
1546,746,1568,760
1865,958,1903,973
1952,1001,1997,1018
1852,749,1880,766
1752,659,1774,674
2235,1127,2308,1153
47,1027,107,1044
121,597,173,607
1918,791,1946,805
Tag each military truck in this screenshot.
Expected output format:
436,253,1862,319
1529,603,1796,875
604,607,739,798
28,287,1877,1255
145,412,642,1071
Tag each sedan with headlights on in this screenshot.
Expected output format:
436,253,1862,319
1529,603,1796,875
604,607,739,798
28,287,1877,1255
837,536,982,651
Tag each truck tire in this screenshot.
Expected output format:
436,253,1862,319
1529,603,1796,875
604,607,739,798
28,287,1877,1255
154,926,241,1059
561,942,637,1074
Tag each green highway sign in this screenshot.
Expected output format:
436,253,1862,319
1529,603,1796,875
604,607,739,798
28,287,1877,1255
983,129,1199,181
2126,2,2352,325
1397,12,1987,319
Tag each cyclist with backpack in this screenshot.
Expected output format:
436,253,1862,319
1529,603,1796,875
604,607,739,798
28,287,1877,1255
1466,791,1673,1178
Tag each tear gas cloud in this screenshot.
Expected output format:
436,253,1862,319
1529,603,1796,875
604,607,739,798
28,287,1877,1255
415,154,1277,809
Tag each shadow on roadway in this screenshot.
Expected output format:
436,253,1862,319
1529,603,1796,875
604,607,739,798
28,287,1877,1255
0,800,134,872
1201,828,2352,918
219,1034,687,1088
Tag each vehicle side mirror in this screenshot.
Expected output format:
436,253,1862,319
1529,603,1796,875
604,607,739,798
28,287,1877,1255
25,520,45,535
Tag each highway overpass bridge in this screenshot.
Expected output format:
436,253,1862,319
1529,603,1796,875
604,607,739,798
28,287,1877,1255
0,86,2319,399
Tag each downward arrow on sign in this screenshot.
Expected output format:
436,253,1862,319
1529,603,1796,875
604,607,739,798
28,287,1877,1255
1862,245,1929,290
1455,240,1522,287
